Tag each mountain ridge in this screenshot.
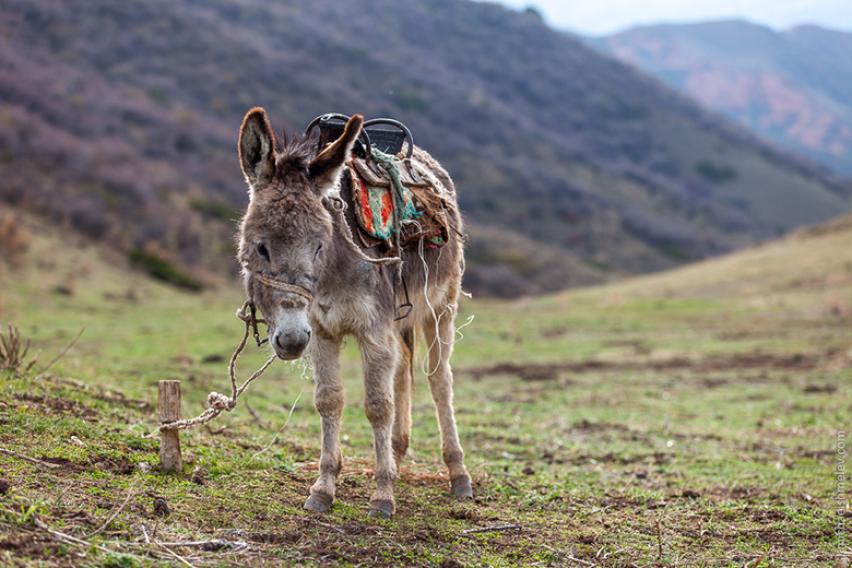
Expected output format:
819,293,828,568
598,19,852,175
1,1,850,296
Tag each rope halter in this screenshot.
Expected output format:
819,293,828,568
238,272,315,347
253,273,315,303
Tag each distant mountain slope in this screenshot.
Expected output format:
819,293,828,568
603,211,852,301
1,2,850,297
599,20,852,175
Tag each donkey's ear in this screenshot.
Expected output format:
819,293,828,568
308,114,364,194
238,107,277,191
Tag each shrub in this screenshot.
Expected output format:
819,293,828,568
695,160,737,184
190,198,240,222
0,211,30,268
128,247,203,291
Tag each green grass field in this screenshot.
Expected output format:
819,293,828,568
1,221,850,566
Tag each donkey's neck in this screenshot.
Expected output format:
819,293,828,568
316,182,375,298
310,200,384,336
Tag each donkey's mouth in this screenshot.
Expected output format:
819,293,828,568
275,352,303,361
271,341,308,361
271,342,306,361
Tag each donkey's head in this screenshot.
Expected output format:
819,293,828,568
236,107,363,360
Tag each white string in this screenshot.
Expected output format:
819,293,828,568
417,236,472,376
394,184,474,376
454,312,475,342
418,235,444,377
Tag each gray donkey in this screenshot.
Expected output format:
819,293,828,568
236,108,472,517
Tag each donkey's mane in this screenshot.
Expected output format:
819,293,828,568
275,134,318,176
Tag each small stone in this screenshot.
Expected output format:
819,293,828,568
635,470,648,480
69,436,84,447
522,466,535,475
153,496,170,517
51,285,74,296
681,489,701,499
190,467,207,486
0,479,10,494
136,462,151,473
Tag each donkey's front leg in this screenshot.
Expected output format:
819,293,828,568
359,331,400,518
304,333,344,513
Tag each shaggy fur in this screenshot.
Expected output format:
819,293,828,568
236,108,472,517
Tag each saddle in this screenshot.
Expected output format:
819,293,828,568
306,114,451,253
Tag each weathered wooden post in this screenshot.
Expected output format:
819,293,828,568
158,380,182,473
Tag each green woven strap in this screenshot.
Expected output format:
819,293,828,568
370,148,419,236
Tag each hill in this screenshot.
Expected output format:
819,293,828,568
1,2,850,297
603,212,852,302
599,20,852,175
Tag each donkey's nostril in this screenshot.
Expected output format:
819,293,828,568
274,332,286,350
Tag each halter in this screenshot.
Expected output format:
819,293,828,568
242,272,315,346
253,273,315,303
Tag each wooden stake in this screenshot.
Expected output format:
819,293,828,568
158,380,182,473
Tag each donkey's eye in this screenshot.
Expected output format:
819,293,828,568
314,243,323,259
256,243,270,261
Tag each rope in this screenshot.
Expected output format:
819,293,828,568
253,274,314,302
159,185,398,434
158,301,277,431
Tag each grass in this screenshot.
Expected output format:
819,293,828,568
0,222,850,566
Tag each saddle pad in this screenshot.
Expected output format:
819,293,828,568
349,162,448,247
349,165,418,241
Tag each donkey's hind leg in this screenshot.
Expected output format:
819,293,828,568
304,333,344,514
422,301,473,499
392,327,415,467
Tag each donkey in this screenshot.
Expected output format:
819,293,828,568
235,108,472,517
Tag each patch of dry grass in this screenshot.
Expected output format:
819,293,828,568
0,324,36,376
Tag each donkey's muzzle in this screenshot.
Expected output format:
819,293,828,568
272,327,311,360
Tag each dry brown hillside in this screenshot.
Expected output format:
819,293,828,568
593,213,852,301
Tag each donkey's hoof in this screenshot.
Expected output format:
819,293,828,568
368,499,395,519
304,492,333,513
451,476,474,499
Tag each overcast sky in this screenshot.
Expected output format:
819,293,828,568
499,0,852,35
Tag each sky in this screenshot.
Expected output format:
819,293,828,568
499,0,852,35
